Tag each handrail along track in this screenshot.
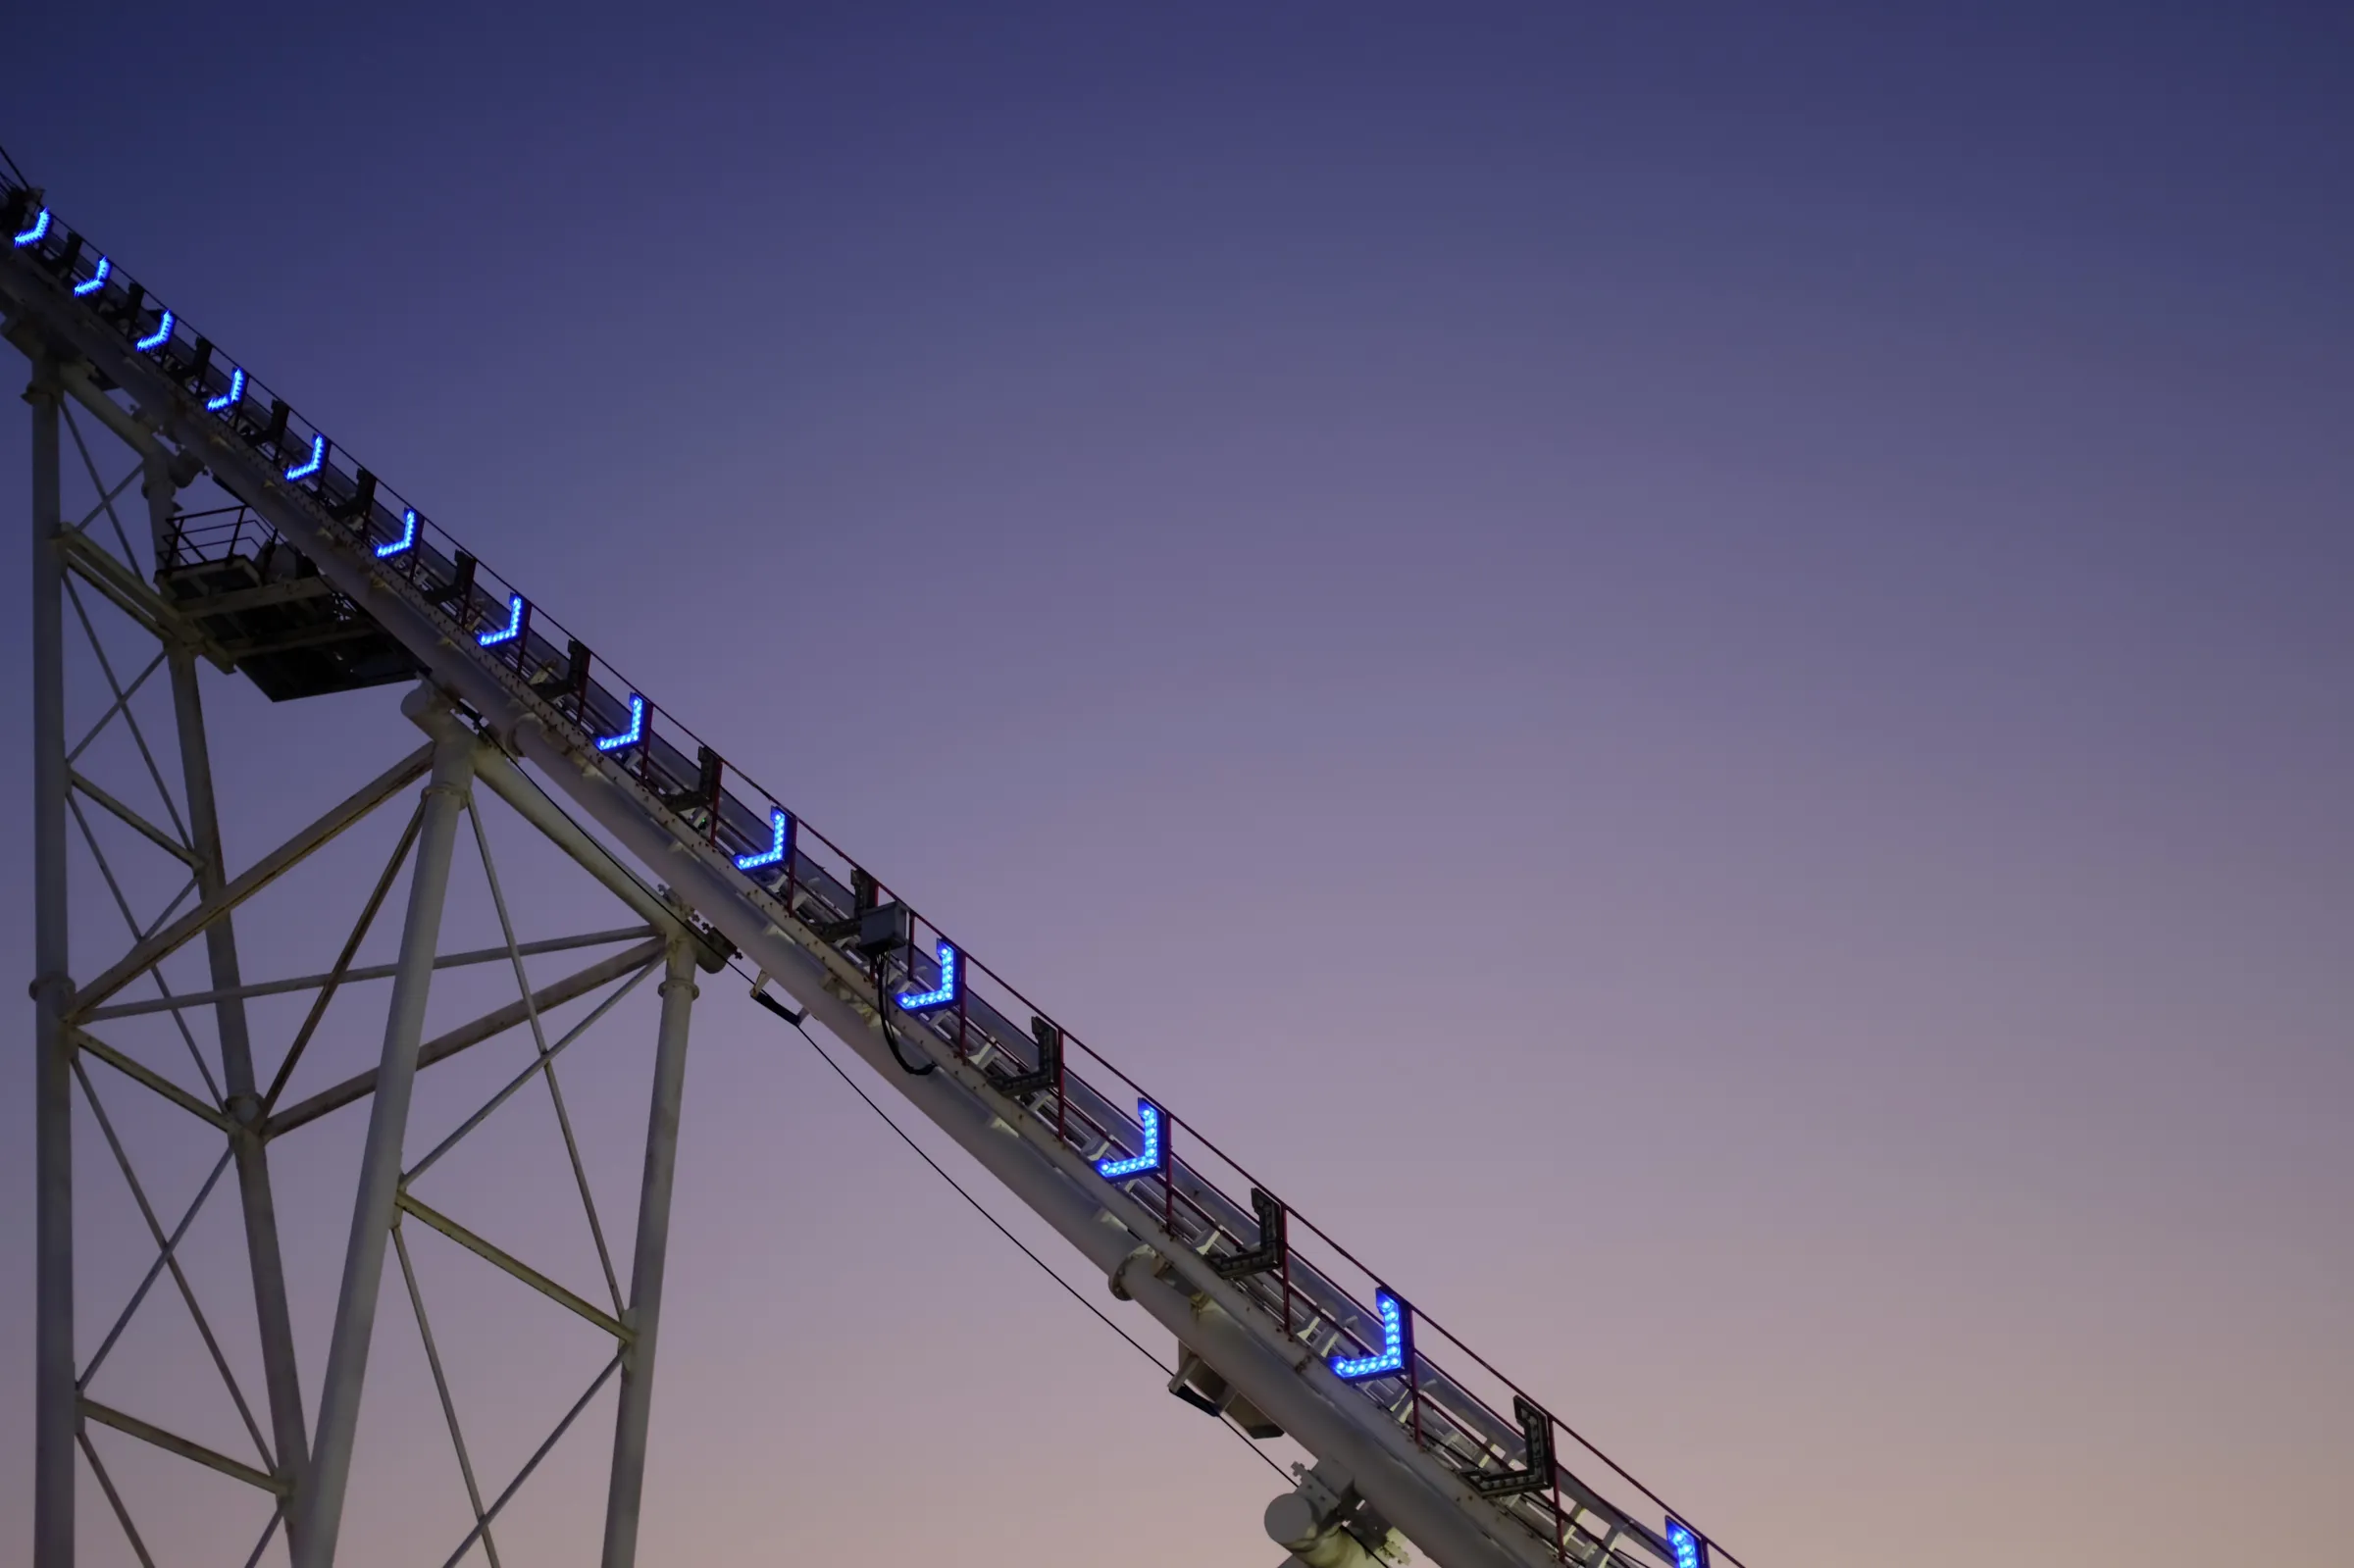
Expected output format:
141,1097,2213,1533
2,184,1741,1568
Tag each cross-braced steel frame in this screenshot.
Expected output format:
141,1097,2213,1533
8,178,1755,1568
21,338,727,1567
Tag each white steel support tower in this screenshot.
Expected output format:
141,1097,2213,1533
17,314,725,1567
7,175,1750,1568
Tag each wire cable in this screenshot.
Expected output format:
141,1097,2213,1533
757,974,1290,1483
875,962,935,1076
486,748,1290,1480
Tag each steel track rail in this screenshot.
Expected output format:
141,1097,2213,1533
1,201,1704,1568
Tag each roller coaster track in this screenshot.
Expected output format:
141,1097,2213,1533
4,180,1742,1568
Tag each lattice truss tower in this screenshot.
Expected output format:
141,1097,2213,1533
21,352,726,1567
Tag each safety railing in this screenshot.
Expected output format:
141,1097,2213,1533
159,503,276,571
4,183,1741,1568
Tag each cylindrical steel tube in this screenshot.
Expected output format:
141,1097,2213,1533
30,359,77,1568
600,938,698,1568
292,727,477,1568
158,452,310,1492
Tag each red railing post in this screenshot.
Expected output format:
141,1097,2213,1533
1408,1352,1422,1448
780,817,798,917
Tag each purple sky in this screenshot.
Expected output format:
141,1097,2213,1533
3,6,2350,1567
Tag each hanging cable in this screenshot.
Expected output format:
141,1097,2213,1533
496,753,1285,1482
876,960,935,1077
742,961,1289,1482
747,976,804,1026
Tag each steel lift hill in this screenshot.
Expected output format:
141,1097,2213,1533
4,179,1743,1568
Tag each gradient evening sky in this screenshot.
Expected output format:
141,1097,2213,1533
2,5,2349,1567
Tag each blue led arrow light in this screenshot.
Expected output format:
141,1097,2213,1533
735,809,793,872
12,208,50,247
134,310,175,354
1664,1521,1707,1568
208,367,245,414
595,693,644,752
74,257,110,296
283,433,325,481
478,595,526,647
378,507,417,557
896,941,961,1011
1331,1290,1412,1382
1097,1099,1165,1180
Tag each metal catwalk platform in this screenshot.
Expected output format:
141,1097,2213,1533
5,180,1737,1568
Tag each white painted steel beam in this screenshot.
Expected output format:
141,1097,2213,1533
600,937,698,1568
154,454,311,1496
29,352,77,1568
0,228,1664,1568
293,730,475,1568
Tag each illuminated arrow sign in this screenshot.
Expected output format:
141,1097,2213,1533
895,941,961,1012
377,507,418,558
595,693,645,753
478,595,527,648
735,809,793,873
1098,1100,1165,1180
283,433,326,481
1331,1290,1412,1382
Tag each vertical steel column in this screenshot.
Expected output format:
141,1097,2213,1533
29,361,75,1568
292,723,477,1568
599,937,698,1568
150,460,311,1497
